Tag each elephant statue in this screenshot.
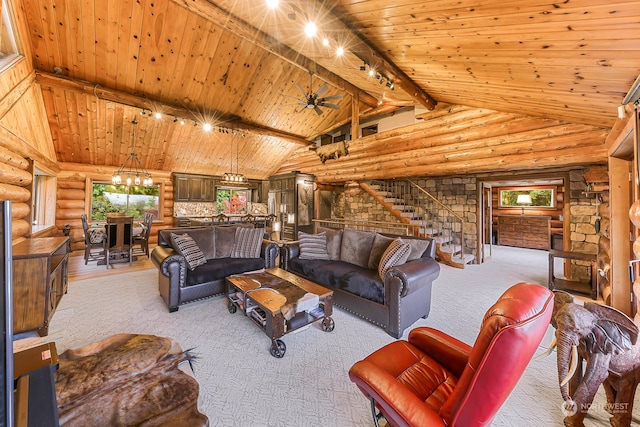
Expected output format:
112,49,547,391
547,291,640,427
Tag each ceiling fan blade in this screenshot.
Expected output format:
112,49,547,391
320,94,343,102
321,103,341,110
315,84,328,98
314,106,323,115
295,83,308,99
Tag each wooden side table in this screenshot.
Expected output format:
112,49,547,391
548,249,597,300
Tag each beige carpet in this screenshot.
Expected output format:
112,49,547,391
15,245,637,426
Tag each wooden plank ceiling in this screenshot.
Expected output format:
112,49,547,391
20,0,640,182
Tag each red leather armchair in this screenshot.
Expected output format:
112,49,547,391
348,282,553,427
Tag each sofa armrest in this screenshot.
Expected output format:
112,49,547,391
385,257,440,298
261,240,280,268
151,246,187,280
280,241,300,271
408,327,471,377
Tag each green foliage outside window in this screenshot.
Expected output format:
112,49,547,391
216,189,248,214
500,189,554,208
91,183,159,221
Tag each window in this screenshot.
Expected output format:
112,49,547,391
499,188,555,208
216,188,250,215
32,167,56,233
90,182,160,221
0,0,22,73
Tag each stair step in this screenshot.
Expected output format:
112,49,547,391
433,236,452,244
438,244,462,254
392,205,415,211
421,228,443,236
451,253,475,265
383,197,401,203
409,220,431,226
400,212,422,219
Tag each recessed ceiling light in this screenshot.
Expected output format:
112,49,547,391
203,123,212,132
336,46,344,56
266,0,279,8
322,38,329,46
368,69,375,77
154,112,162,119
304,22,317,37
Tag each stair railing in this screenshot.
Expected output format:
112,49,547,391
370,179,466,261
313,218,411,235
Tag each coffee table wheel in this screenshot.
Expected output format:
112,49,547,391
322,316,335,332
270,339,286,358
227,301,237,314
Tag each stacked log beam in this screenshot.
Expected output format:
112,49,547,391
0,141,33,244
598,198,611,305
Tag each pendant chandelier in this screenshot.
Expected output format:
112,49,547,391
221,136,247,184
112,119,153,187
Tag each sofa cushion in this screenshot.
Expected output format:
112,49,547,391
298,231,329,260
180,227,216,259
368,233,395,269
185,258,265,287
289,258,384,304
318,227,343,260
170,233,207,271
378,238,412,280
406,238,431,261
340,228,375,268
231,227,263,258
215,226,237,258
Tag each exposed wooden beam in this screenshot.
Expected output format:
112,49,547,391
35,71,311,146
309,1,438,110
0,71,35,120
170,0,380,109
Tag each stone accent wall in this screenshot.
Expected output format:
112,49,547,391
568,169,601,281
332,177,478,259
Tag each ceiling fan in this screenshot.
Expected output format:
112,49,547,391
295,70,343,115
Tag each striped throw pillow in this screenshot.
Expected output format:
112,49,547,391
231,227,263,258
171,233,207,271
299,231,329,260
378,238,411,281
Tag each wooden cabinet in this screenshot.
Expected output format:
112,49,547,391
498,216,550,250
173,174,214,202
12,237,70,337
268,172,315,240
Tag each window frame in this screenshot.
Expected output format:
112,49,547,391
88,178,162,222
216,187,251,216
498,186,556,209
0,0,23,74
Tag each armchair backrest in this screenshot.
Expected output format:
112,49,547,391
440,283,553,426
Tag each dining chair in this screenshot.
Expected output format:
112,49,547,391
105,215,134,268
133,213,153,257
81,214,105,264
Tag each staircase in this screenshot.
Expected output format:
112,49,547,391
360,180,475,269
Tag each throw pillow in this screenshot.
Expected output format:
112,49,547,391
340,228,375,268
367,233,395,269
378,238,411,281
298,231,329,260
231,227,263,258
406,238,431,261
215,226,237,258
170,233,207,271
317,226,342,260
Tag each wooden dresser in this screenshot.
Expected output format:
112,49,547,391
12,237,70,337
498,216,551,250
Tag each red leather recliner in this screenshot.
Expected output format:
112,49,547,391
348,282,553,427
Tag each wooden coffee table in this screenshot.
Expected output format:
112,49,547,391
225,268,334,357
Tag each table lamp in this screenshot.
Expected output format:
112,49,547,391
516,194,532,215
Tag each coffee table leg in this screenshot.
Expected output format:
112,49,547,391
322,316,335,332
270,339,286,358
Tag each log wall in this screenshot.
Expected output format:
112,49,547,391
57,162,173,253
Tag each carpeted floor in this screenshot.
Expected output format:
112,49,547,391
15,245,638,426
